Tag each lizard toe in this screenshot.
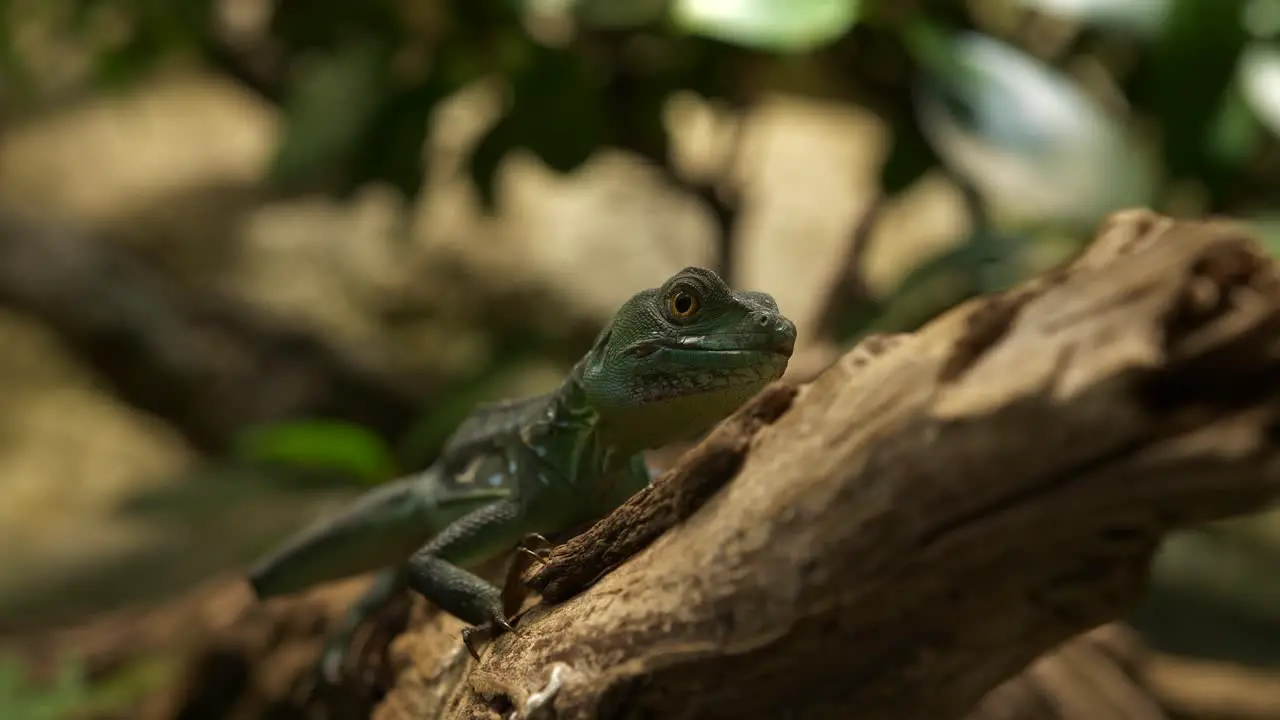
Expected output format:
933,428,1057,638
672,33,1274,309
461,625,490,660
520,533,554,552
516,546,550,566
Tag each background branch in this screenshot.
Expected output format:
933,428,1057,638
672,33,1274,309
0,209,422,454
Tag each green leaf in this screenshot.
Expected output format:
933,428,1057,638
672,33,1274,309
466,46,606,209
468,115,520,211
269,39,390,190
1012,0,1172,35
1205,78,1265,173
0,653,90,720
672,0,860,53
1131,0,1246,186
270,0,400,49
94,37,166,89
1239,42,1280,137
914,31,1153,225
879,117,940,195
345,79,449,198
512,48,606,172
233,420,398,485
1247,216,1280,257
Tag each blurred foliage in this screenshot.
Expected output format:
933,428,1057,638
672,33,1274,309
3,0,1279,306
0,0,1255,210
3,0,1279,479
0,654,89,720
0,651,172,720
234,420,400,485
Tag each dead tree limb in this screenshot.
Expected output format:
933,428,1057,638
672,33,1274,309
0,209,422,454
369,208,1280,719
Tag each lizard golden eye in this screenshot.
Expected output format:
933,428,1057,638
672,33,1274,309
668,290,698,319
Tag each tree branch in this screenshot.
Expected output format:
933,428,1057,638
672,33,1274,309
0,209,422,454
390,208,1280,719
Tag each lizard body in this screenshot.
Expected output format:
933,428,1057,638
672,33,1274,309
247,267,796,677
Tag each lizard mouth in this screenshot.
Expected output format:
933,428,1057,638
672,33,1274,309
638,346,793,383
631,332,795,363
642,347,791,372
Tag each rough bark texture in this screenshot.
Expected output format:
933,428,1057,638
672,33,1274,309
0,208,422,453
397,208,1280,719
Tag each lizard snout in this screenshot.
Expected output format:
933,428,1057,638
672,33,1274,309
752,310,796,355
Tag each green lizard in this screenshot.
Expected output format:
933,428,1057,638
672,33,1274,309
247,267,796,679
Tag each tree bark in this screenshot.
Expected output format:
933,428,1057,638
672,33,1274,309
379,208,1280,719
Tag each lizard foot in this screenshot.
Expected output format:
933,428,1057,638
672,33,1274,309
318,622,365,685
461,614,519,660
516,533,554,566
319,643,349,686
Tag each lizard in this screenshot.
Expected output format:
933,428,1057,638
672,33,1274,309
246,266,797,680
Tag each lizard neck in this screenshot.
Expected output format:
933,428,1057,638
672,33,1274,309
530,372,634,486
560,361,679,462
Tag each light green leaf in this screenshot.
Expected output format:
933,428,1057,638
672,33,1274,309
1246,216,1280,257
914,32,1154,226
1205,80,1265,170
0,653,90,720
234,420,398,485
1239,42,1280,137
673,0,859,53
1012,0,1171,35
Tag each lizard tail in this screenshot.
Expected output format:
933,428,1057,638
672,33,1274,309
248,470,443,599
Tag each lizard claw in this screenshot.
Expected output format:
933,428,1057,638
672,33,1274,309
317,627,359,685
515,533,554,567
521,533,553,551
516,546,550,566
320,648,346,685
461,613,520,660
461,624,492,660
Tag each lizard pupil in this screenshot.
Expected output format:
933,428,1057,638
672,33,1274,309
672,292,695,316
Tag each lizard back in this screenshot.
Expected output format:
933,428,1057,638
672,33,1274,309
439,394,556,473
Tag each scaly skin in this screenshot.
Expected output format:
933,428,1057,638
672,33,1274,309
247,266,796,678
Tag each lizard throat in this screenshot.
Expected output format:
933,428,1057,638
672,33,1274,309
591,359,788,453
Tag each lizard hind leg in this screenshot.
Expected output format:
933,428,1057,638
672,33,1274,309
319,567,406,684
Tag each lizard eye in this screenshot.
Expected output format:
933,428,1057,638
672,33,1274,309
667,289,699,320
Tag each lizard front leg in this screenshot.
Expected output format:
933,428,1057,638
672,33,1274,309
406,497,530,658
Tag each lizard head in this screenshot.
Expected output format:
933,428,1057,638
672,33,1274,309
578,266,796,450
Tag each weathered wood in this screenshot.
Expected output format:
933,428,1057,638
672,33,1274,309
375,209,1280,719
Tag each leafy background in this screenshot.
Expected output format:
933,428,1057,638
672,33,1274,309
1,0,1280,715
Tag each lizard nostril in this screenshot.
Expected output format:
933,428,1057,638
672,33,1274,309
755,312,772,328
